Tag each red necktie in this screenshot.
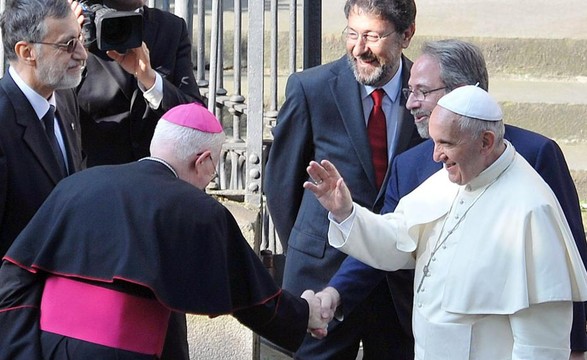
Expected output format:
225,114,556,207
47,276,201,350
367,89,387,189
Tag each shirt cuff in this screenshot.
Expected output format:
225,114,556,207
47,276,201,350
327,206,356,240
139,72,163,109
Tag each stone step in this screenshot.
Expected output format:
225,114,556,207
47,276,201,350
490,77,587,105
488,77,587,143
403,37,587,80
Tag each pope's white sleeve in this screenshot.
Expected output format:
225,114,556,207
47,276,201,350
328,203,415,271
510,301,572,359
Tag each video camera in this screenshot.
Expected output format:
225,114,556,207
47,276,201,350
81,1,143,52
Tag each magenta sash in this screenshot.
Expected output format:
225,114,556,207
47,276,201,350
40,276,170,356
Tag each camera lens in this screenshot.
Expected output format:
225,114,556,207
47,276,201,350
83,3,143,52
101,17,132,46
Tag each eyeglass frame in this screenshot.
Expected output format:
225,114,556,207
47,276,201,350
402,86,448,101
342,26,396,45
196,152,218,181
208,155,218,180
29,36,84,54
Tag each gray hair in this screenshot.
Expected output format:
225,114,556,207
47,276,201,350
0,0,72,61
151,120,226,162
421,39,489,92
344,0,416,33
459,116,505,145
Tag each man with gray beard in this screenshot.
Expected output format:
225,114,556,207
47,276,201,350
0,0,86,257
264,0,423,358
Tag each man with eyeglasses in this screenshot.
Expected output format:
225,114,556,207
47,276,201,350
0,0,86,258
314,39,587,360
264,0,422,358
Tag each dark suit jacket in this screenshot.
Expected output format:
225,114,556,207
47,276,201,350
331,124,587,351
77,6,202,166
264,55,423,295
0,71,83,257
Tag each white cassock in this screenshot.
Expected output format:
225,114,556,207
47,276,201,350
329,141,587,360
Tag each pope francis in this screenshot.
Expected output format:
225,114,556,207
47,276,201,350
304,85,587,360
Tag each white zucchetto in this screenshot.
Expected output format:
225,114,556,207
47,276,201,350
437,85,503,121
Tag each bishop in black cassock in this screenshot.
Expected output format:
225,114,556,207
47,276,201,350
0,103,321,359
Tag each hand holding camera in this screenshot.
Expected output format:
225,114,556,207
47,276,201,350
107,42,156,89
78,1,153,87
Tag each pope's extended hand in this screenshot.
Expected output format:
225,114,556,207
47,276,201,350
315,286,340,318
303,160,353,222
301,290,332,339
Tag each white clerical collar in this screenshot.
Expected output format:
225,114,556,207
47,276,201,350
466,139,515,192
139,156,179,178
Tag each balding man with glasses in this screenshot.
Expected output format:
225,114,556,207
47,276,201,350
0,0,86,258
264,0,424,358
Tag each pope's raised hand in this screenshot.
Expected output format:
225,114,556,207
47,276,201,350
303,160,353,222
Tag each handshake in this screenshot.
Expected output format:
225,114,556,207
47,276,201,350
300,287,341,339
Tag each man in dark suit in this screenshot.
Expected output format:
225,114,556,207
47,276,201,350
0,0,86,257
264,0,422,358
77,0,202,166
317,39,587,360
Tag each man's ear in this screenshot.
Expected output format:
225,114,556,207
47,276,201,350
192,150,211,173
195,150,211,165
481,131,496,153
400,23,415,49
15,41,36,64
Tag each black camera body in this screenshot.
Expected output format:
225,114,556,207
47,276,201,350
81,2,143,52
